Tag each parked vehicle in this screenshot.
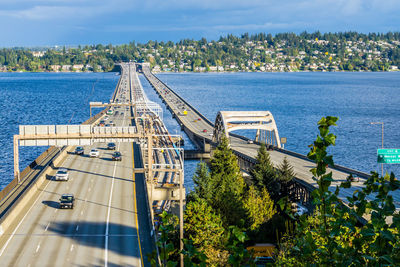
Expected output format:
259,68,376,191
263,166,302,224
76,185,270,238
75,146,84,155
55,168,69,181
59,194,74,209
89,149,100,157
112,151,122,161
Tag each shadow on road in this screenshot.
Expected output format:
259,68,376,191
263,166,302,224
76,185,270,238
42,200,59,209
45,220,147,265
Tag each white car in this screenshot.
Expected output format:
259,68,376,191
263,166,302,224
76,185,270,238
55,168,69,181
89,149,100,158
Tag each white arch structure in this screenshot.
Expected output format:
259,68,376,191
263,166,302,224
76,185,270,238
213,111,281,148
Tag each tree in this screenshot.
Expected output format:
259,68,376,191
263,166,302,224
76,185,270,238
184,199,228,266
277,157,295,198
276,116,400,266
250,144,279,199
209,136,246,226
243,186,276,230
191,162,212,202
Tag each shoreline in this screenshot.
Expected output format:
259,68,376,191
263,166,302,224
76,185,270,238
1,69,399,74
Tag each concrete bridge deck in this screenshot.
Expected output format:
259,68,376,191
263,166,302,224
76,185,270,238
140,63,400,210
0,63,154,266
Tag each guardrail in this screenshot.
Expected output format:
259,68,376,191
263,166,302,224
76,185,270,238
143,70,214,126
0,72,121,221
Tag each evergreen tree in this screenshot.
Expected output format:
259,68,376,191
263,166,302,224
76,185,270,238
184,198,228,266
209,136,246,226
250,144,280,199
277,156,295,198
243,186,276,231
192,161,213,202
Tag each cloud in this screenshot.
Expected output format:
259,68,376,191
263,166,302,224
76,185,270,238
0,0,134,20
0,0,399,46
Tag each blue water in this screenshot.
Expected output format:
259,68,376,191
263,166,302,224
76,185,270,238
0,72,119,189
140,72,400,189
1,72,400,192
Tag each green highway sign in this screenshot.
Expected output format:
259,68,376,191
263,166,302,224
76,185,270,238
377,148,400,164
378,149,400,155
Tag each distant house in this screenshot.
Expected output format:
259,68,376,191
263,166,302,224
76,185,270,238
152,65,161,72
32,51,45,57
50,65,60,71
73,64,84,71
61,65,71,71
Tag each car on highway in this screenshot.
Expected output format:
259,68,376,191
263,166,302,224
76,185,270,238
198,118,202,121
75,146,84,155
59,194,74,209
202,129,207,133
247,140,254,144
107,142,116,150
112,151,122,161
104,116,109,121
99,120,105,126
89,149,100,158
54,168,69,181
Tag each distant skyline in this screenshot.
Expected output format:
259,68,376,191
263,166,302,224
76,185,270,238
1,0,399,47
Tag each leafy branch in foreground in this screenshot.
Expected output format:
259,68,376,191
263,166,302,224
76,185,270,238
276,116,400,266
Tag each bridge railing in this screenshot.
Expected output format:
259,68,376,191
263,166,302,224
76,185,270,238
143,69,214,127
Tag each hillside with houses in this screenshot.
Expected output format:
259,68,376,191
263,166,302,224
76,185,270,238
1,32,399,73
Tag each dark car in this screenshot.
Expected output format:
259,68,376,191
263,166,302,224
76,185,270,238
107,142,116,150
59,194,74,209
112,151,122,161
75,146,84,155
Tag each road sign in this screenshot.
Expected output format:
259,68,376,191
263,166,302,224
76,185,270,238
377,148,400,164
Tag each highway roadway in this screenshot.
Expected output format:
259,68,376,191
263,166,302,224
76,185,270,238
141,64,400,208
0,64,153,266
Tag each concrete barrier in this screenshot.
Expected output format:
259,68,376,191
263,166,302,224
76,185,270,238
0,146,74,235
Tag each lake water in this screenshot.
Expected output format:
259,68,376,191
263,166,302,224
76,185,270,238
1,72,400,191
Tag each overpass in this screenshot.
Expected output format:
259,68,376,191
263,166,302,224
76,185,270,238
0,63,185,266
139,63,400,212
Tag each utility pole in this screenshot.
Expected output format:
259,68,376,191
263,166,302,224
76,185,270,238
371,122,384,176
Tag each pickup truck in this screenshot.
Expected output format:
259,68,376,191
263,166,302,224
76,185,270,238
59,194,74,209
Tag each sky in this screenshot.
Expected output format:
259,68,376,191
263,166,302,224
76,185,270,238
0,0,399,47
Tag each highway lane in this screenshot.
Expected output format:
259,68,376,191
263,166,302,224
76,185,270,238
0,65,153,266
141,65,400,208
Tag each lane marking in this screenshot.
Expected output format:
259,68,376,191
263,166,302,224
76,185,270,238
0,175,53,257
80,211,83,216
35,243,40,253
104,88,127,267
70,244,74,252
44,222,50,232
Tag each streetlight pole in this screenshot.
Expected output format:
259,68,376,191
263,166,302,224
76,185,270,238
371,122,384,176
